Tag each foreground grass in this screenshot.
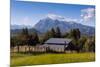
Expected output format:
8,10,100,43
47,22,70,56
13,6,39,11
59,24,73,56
11,52,95,67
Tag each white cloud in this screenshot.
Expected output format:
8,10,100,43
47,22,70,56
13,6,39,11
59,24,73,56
20,16,31,25
23,16,29,22
81,8,95,22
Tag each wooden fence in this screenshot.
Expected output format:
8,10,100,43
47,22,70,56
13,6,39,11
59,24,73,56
11,45,47,53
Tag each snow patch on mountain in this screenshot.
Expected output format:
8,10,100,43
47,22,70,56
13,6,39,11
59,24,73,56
46,14,65,20
44,14,78,23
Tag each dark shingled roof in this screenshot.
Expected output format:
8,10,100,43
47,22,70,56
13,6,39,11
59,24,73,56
45,38,72,45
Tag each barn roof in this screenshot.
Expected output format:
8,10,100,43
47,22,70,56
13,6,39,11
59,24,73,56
45,38,72,45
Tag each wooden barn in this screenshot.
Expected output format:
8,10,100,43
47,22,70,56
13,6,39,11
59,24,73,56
43,38,73,52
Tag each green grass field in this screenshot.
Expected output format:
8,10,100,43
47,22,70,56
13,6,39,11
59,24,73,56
11,52,95,67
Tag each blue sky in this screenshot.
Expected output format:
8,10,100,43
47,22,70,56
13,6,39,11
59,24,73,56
11,0,95,27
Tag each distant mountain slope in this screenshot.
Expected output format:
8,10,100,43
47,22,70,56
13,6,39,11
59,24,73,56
34,14,95,35
11,25,32,30
11,28,41,36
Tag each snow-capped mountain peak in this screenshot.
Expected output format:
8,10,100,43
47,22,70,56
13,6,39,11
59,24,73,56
46,14,66,21
45,14,77,23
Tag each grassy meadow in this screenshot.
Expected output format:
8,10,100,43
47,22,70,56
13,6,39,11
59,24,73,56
11,52,95,67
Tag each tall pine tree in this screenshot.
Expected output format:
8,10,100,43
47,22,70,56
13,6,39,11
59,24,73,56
55,27,61,38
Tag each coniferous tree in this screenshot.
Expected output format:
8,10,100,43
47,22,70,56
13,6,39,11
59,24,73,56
55,27,61,38
16,28,29,52
70,28,81,40
50,28,56,38
69,28,81,52
78,36,87,52
33,32,39,45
